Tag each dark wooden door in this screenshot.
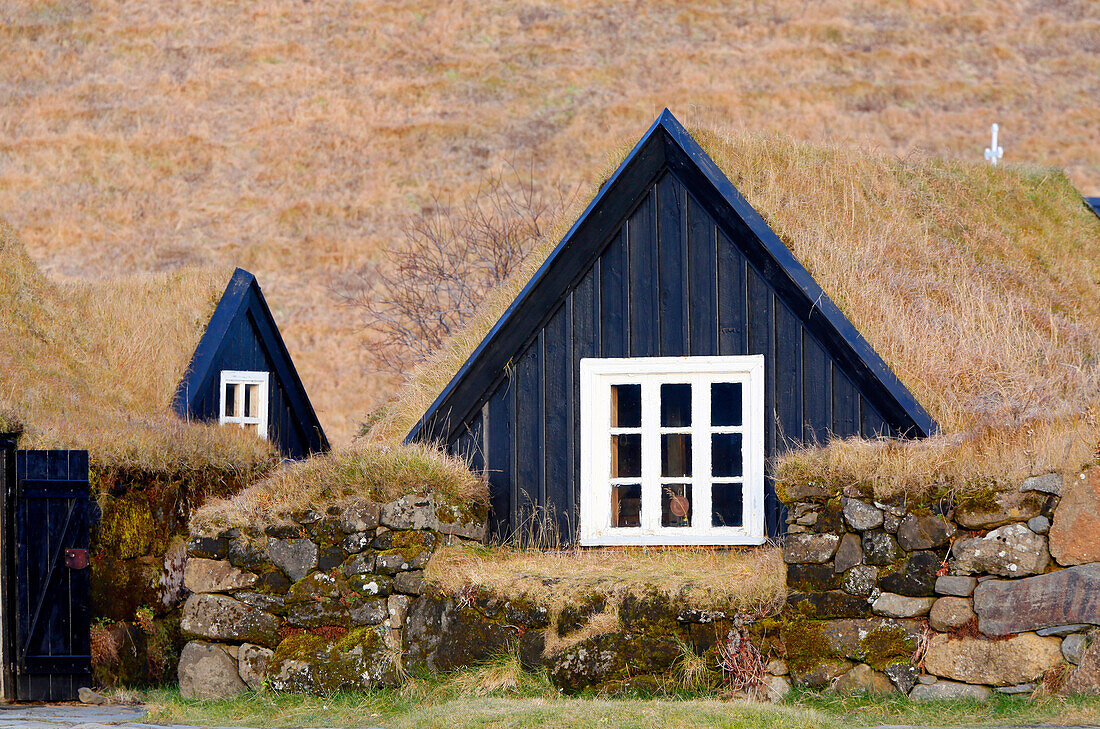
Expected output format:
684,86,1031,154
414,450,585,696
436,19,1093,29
11,450,91,701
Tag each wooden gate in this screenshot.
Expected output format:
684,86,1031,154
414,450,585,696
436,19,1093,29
1,444,92,702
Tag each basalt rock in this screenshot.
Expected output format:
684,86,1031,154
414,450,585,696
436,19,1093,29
973,564,1100,635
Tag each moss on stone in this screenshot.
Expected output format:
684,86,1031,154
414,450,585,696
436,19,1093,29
781,617,837,675
859,625,917,669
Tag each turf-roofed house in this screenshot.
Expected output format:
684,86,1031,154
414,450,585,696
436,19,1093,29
406,110,936,546
0,221,326,697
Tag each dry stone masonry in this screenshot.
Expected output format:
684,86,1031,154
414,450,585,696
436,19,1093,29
178,494,487,698
781,466,1100,698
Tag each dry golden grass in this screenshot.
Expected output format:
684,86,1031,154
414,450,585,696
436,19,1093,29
0,218,274,474
425,543,788,619
3,0,1098,444
191,441,487,532
378,127,1100,493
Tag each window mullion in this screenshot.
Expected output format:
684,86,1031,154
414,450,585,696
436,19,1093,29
641,378,661,533
694,375,712,534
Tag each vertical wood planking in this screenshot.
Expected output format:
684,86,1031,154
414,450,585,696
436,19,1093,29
628,190,659,357
802,333,831,445
745,266,776,465
656,174,686,356
831,364,861,437
542,304,571,540
774,301,803,453
485,381,515,541
687,193,718,356
571,268,599,537
600,230,629,358
860,396,890,438
718,230,747,356
514,342,541,543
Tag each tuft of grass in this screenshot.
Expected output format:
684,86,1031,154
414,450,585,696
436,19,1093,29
442,647,556,698
425,543,787,619
190,442,487,532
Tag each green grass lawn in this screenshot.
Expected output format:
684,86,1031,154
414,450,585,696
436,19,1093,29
141,683,1100,729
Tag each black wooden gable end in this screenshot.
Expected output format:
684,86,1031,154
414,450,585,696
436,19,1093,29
408,110,936,543
172,269,328,459
1087,197,1100,219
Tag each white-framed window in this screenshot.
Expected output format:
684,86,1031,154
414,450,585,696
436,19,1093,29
219,370,270,440
579,355,765,546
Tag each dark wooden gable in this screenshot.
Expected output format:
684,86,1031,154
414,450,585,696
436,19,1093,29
1087,197,1100,219
408,110,936,543
172,269,328,460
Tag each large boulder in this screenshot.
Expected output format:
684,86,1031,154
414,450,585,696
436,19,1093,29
922,632,1062,686
266,538,318,581
178,641,248,700
405,595,515,673
929,597,975,632
910,680,992,701
783,534,839,564
238,643,274,690
954,490,1045,529
180,594,280,647
878,551,939,596
974,565,1100,635
1049,469,1100,566
1064,639,1100,695
183,558,257,593
833,663,896,695
842,499,883,531
951,523,1049,577
819,618,921,664
897,514,955,551
872,593,935,619
268,627,399,692
546,632,680,692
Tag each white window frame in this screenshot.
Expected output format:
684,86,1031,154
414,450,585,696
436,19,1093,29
219,370,270,440
579,355,765,546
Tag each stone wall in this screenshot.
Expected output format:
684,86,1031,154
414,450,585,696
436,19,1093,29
178,493,789,699
781,467,1100,698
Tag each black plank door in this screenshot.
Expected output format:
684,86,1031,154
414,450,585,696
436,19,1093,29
11,450,91,701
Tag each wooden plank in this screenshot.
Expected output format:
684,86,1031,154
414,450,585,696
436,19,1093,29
542,304,571,543
831,365,861,438
600,230,629,358
656,174,686,356
774,301,803,452
514,342,541,544
628,189,660,357
718,230,747,356
745,266,775,465
802,332,831,445
485,381,515,542
687,191,718,356
861,395,890,439
571,271,598,544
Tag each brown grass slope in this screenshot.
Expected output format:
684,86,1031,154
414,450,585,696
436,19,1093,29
3,0,1098,444
379,128,1100,497
0,219,273,474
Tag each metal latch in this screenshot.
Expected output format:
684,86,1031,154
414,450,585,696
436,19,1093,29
64,548,89,570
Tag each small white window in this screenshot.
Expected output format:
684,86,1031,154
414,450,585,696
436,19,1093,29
579,356,765,546
219,370,270,440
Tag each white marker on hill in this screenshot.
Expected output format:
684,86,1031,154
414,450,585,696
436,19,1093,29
985,123,1004,166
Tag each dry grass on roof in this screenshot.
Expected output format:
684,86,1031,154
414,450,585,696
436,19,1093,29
190,442,488,533
425,543,787,618
374,126,1100,490
0,218,274,475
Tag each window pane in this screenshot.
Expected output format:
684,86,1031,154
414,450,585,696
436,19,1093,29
712,483,744,527
612,484,642,528
224,383,237,418
661,484,692,527
611,434,641,478
660,383,691,427
246,384,261,418
712,432,743,477
661,434,691,477
611,384,641,428
711,382,742,426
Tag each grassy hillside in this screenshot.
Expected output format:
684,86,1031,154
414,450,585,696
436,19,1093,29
2,0,1098,443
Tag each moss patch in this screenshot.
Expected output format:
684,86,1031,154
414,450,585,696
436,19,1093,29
859,625,917,669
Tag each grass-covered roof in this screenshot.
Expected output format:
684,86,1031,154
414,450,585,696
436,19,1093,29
375,124,1100,496
0,218,274,475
